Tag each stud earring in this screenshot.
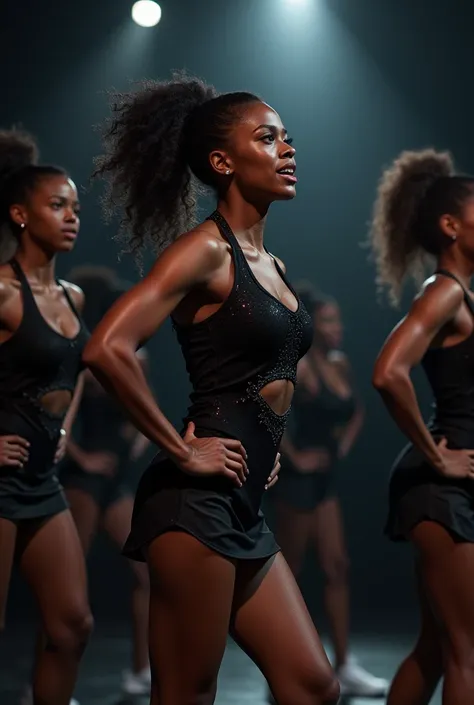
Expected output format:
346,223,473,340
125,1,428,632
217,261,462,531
451,234,457,241
20,223,25,229
226,170,231,175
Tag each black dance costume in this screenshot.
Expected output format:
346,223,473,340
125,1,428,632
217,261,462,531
275,362,356,511
386,270,474,542
123,211,313,561
61,384,138,509
0,259,88,521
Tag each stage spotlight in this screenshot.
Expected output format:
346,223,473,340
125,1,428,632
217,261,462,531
131,1,162,28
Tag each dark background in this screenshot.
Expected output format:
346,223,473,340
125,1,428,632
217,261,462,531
1,0,473,635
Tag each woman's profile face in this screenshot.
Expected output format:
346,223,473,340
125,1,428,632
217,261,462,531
222,101,297,203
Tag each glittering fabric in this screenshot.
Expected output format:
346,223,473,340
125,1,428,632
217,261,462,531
123,211,313,561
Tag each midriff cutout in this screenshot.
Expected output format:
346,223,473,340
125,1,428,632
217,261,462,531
258,379,295,417
39,389,73,418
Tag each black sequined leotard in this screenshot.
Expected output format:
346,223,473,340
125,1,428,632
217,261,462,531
386,270,474,542
123,211,313,561
0,259,88,520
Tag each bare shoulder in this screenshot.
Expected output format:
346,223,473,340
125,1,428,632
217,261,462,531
147,221,232,289
418,272,464,305
176,221,230,262
59,279,85,312
410,272,464,322
0,263,19,307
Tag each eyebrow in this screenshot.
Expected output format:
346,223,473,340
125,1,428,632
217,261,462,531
253,124,288,135
50,194,79,203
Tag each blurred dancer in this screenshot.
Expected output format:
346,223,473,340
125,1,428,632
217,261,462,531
274,284,388,698
61,266,151,697
0,129,92,705
372,149,474,704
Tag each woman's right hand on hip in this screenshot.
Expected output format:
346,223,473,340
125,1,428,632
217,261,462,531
177,422,248,487
0,435,30,468
436,438,474,479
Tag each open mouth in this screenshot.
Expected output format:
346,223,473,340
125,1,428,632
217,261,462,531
277,166,297,183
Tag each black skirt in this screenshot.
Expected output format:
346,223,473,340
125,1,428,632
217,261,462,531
0,418,67,521
123,453,279,562
386,443,474,543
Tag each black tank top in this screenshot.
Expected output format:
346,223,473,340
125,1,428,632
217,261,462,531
290,363,356,454
423,269,474,449
0,259,89,440
174,211,314,449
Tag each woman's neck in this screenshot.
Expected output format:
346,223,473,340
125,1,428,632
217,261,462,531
15,246,56,286
217,197,268,252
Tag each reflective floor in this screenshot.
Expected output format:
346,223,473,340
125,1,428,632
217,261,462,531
0,625,441,705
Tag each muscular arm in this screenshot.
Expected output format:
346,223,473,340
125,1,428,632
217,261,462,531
372,276,465,472
130,349,152,460
62,372,85,437
61,284,86,436
83,228,228,465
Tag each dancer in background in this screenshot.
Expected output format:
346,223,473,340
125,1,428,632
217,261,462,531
0,129,92,705
273,283,388,698
84,73,340,705
372,149,474,704
61,266,151,697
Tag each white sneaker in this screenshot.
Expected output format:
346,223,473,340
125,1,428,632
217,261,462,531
121,667,152,696
337,656,388,697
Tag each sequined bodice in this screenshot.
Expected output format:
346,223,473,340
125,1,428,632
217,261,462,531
0,259,89,439
173,211,313,448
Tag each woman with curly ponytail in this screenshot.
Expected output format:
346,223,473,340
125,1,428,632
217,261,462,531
85,73,339,704
372,149,474,704
0,129,92,705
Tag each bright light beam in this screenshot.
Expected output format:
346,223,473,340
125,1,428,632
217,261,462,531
131,1,162,28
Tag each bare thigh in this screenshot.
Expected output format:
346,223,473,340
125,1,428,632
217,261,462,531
0,517,17,629
146,531,236,704
274,499,313,576
411,521,474,664
311,498,349,579
18,510,92,646
231,552,338,705
65,488,101,555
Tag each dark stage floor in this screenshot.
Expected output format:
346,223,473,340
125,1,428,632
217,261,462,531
0,625,441,705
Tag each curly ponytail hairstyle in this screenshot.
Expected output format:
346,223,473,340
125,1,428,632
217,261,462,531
93,72,260,259
0,128,67,262
370,149,474,306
